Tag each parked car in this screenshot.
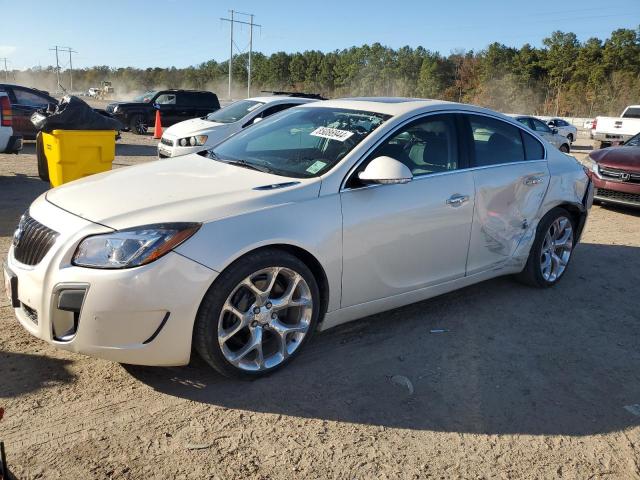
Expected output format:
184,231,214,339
547,117,578,144
5,98,592,378
583,131,640,208
593,105,640,148
158,93,321,158
0,91,22,153
514,115,571,152
106,90,220,135
0,84,57,140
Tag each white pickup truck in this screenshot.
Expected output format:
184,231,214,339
0,91,23,153
593,105,640,148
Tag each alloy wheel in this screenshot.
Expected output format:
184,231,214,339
217,266,313,372
539,216,573,282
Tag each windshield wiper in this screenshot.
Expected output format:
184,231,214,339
206,152,275,174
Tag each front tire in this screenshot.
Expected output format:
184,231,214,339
516,207,576,288
129,114,148,135
194,249,320,379
559,143,570,153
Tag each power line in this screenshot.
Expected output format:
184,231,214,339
49,46,77,92
220,10,261,99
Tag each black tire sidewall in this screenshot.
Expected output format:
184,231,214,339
194,249,321,379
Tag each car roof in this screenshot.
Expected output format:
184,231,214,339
297,97,473,116
249,96,317,105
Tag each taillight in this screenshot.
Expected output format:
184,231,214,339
592,118,597,130
0,96,12,127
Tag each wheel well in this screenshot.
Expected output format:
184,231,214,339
244,244,330,320
556,203,586,237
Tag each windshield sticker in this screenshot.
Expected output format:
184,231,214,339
310,126,354,142
306,160,327,174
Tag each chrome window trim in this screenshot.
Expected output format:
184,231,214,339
340,109,547,192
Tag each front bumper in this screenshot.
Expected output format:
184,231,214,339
591,175,640,207
157,138,207,159
6,197,216,366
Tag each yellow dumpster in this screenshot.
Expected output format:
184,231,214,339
42,130,117,187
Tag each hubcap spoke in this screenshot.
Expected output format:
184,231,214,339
218,266,313,372
540,216,573,282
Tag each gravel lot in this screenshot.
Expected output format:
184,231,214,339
1,132,639,479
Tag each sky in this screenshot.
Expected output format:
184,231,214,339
0,0,638,70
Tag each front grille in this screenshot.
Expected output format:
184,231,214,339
595,188,640,205
12,212,59,266
599,166,640,184
160,137,174,146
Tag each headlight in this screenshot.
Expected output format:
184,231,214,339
112,105,119,113
178,135,208,147
581,155,599,175
73,223,201,269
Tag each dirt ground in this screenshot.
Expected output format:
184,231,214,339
1,131,639,480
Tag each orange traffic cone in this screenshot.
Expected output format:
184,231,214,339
153,109,163,139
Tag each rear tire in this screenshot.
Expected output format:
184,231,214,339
194,249,320,379
129,114,148,135
516,207,576,288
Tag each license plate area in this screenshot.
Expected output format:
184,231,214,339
3,265,20,308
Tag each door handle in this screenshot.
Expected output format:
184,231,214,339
524,176,544,186
446,194,469,207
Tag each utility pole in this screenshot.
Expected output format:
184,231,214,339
49,46,77,92
0,58,8,82
220,11,261,99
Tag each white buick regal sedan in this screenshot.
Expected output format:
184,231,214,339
4,98,593,378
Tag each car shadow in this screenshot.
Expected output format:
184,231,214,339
115,143,158,157
571,144,593,152
127,242,640,436
0,351,76,398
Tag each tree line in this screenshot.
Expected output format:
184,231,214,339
13,27,640,117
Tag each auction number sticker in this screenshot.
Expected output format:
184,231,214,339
310,127,354,142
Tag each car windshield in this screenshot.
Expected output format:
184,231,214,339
133,91,157,103
625,132,640,146
206,107,390,178
206,99,264,123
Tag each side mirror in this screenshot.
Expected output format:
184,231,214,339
253,116,263,125
551,127,559,135
358,156,413,185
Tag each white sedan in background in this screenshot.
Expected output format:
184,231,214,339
158,94,320,158
6,97,592,379
547,117,578,144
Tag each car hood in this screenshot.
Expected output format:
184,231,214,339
590,146,640,171
163,117,229,138
45,154,319,229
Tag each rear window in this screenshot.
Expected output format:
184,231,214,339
623,107,640,119
467,115,525,166
521,130,545,160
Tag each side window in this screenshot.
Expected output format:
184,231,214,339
532,118,551,133
366,114,459,176
516,117,533,129
260,103,297,119
521,130,545,160
155,93,176,105
14,89,50,108
468,115,525,166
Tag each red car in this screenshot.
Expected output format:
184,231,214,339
585,131,640,208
